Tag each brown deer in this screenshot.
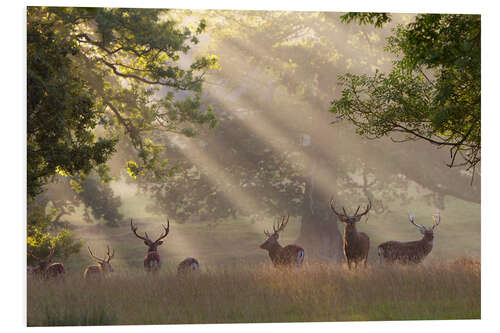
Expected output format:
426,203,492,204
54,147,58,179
260,216,305,267
28,246,66,279
378,214,440,264
330,198,372,269
84,245,115,280
130,219,170,273
177,257,200,275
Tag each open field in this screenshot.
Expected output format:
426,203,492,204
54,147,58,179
27,259,480,326
58,184,480,273
30,185,480,325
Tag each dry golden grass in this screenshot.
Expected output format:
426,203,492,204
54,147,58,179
27,258,480,326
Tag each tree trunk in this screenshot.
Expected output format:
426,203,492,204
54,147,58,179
296,159,344,263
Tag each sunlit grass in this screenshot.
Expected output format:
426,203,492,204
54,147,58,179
27,259,480,326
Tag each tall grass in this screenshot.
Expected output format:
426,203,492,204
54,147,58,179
27,258,480,326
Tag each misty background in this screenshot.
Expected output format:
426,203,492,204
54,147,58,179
32,10,480,272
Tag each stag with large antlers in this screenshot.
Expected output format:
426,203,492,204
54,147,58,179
260,216,305,267
130,219,170,273
330,198,372,269
378,214,440,264
28,246,66,279
84,245,115,280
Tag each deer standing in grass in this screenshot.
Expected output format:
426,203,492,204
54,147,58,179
378,214,440,264
330,198,372,269
84,246,115,280
130,219,170,273
28,246,66,279
177,257,200,275
260,215,305,267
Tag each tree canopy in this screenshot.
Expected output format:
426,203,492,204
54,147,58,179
330,13,480,175
131,11,479,262
27,7,218,199
27,6,218,258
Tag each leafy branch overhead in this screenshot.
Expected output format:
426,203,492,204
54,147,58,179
27,7,219,198
331,14,480,174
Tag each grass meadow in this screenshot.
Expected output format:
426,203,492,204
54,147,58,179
28,184,480,326
27,259,480,326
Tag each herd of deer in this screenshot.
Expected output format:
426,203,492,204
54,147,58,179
27,197,441,280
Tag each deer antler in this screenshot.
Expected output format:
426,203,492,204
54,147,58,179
330,198,348,219
273,215,289,234
432,213,441,230
154,219,170,243
28,246,55,261
330,197,371,222
264,216,289,238
88,246,105,263
106,245,115,262
408,215,426,230
130,219,152,242
355,200,372,218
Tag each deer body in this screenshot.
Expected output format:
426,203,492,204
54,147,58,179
144,251,161,272
28,246,65,280
378,214,440,264
131,219,170,273
260,216,305,267
177,257,200,275
45,263,66,279
84,246,114,280
263,243,305,267
330,198,372,269
343,226,370,268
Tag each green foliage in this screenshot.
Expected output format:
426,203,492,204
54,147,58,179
78,175,123,227
340,12,392,28
27,204,82,266
27,8,116,198
27,7,218,199
330,14,480,173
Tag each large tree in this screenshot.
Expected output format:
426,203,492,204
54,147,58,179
27,7,217,258
28,7,218,199
135,11,479,263
330,13,480,176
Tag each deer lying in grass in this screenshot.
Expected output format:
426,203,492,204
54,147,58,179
84,246,115,280
330,198,372,269
260,215,305,267
28,246,66,280
131,219,169,273
378,214,440,264
177,257,200,275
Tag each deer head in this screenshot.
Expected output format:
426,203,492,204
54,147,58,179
408,213,440,240
88,245,115,273
130,219,170,253
329,198,372,230
260,215,289,250
28,246,55,272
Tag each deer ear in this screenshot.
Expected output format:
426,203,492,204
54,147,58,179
144,240,149,245
157,240,164,245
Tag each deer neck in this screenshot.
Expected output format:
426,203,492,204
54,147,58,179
344,224,359,241
421,233,434,248
267,242,284,256
147,248,159,254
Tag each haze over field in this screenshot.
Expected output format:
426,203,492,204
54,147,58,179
27,8,480,325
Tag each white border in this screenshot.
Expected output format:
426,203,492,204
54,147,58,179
3,0,499,332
